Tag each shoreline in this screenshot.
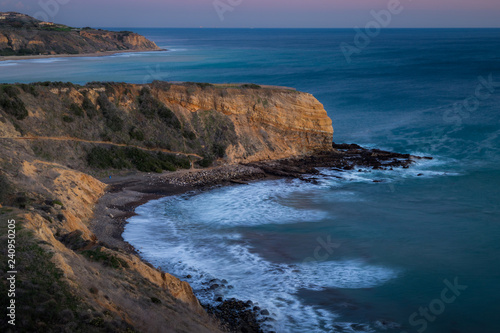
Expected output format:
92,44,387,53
90,144,429,254
88,144,431,331
0,48,166,62
89,165,269,254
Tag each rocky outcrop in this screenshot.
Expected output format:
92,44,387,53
0,12,161,56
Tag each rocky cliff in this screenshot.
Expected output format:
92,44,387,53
0,12,161,56
0,81,333,332
0,81,333,171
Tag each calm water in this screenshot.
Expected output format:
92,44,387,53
2,29,500,333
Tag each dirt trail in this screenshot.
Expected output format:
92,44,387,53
0,135,203,159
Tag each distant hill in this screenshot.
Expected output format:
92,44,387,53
0,12,161,56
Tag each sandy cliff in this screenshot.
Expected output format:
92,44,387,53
0,81,333,332
161,84,333,163
0,82,332,170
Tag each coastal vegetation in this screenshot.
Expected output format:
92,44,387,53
0,12,161,57
86,147,191,172
0,212,136,332
0,81,246,170
0,85,28,120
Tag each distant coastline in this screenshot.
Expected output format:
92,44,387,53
0,48,166,62
0,12,163,59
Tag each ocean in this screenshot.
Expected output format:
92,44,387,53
2,28,499,333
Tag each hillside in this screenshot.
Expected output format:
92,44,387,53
0,12,161,56
0,81,333,332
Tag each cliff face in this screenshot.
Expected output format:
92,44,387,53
161,84,333,163
0,82,332,171
0,81,332,331
0,12,161,56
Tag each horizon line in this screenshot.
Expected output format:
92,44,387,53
98,26,500,29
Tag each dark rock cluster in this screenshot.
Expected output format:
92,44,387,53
204,298,267,333
246,142,432,180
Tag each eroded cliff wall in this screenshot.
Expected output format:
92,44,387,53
0,82,333,171
0,81,333,332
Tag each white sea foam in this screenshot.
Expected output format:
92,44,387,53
124,181,400,332
316,155,462,187
126,214,396,332
0,61,18,67
156,180,329,228
24,58,67,64
124,161,458,331
167,48,187,52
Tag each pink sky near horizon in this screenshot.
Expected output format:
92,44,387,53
1,0,500,27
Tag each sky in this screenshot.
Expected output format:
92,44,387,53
1,0,500,28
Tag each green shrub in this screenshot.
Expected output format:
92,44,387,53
87,146,131,169
212,143,226,158
58,230,89,251
81,246,129,269
129,126,145,141
198,154,214,168
182,130,196,140
157,105,181,129
69,103,84,117
90,317,105,327
19,84,39,96
185,82,213,89
97,94,123,132
192,110,236,164
62,115,74,122
241,83,261,89
0,174,12,205
81,96,98,118
0,95,28,120
151,297,162,304
0,49,16,56
137,88,181,128
52,200,64,207
0,225,81,332
13,193,31,209
1,85,20,97
86,146,190,172
137,87,156,118
32,81,76,89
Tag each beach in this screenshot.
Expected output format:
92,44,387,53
88,145,422,332
0,48,166,62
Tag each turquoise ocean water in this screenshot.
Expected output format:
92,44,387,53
1,29,499,333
